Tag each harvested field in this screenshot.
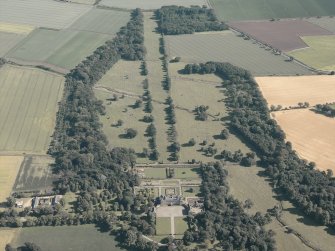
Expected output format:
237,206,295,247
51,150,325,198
0,0,91,29
99,0,208,10
0,32,26,57
96,60,145,96
69,8,130,35
288,35,335,71
273,109,335,172
256,75,335,108
228,20,333,51
165,31,312,76
0,22,34,35
210,0,335,21
0,65,64,153
307,17,335,33
0,156,23,203
13,155,55,192
12,225,123,251
7,28,110,70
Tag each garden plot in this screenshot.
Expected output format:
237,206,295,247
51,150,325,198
288,35,335,71
0,0,91,29
13,155,55,192
256,75,335,108
0,65,64,153
273,109,335,173
228,20,333,52
165,31,312,76
7,28,110,70
99,0,208,10
69,8,130,35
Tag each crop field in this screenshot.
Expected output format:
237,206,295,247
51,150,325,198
224,164,334,251
7,28,110,70
0,65,64,153
256,75,335,108
165,31,312,76
210,0,335,21
228,20,333,52
0,0,91,29
307,17,335,33
156,217,171,235
96,60,145,96
0,32,26,57
11,225,123,251
0,156,23,203
99,0,208,10
69,8,130,35
13,155,55,192
273,109,335,173
288,36,335,71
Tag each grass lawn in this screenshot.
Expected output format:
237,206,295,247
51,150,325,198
174,168,200,179
288,35,335,71
156,217,171,235
11,225,123,251
182,186,201,197
174,217,188,235
143,168,166,179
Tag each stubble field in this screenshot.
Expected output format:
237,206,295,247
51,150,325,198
273,109,335,172
165,31,312,76
256,75,335,108
0,65,64,153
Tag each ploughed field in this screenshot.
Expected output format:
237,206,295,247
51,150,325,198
0,65,64,153
272,109,335,173
210,0,335,21
165,31,312,76
256,75,335,108
228,19,333,52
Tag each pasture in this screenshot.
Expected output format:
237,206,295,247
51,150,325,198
0,156,23,203
228,20,333,51
99,0,208,10
69,8,130,35
273,109,335,173
7,28,110,70
11,225,123,251
256,75,335,108
0,65,64,153
0,229,19,251
210,0,335,21
13,155,55,192
165,31,312,76
0,0,91,29
0,32,25,57
288,36,335,71
307,17,335,33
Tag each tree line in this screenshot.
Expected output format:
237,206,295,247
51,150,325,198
182,61,335,231
155,6,228,35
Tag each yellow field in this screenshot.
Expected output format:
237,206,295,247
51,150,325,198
273,109,335,172
0,156,23,203
0,229,19,251
0,22,34,34
288,35,335,71
256,75,335,108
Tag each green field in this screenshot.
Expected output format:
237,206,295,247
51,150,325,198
0,65,64,153
288,35,335,71
13,155,55,192
11,225,123,251
142,167,200,179
174,217,188,235
0,32,26,57
210,0,335,21
7,28,111,70
166,31,312,76
182,186,201,197
156,217,171,235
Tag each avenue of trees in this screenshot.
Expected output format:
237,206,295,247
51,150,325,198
182,61,335,230
155,6,228,35
184,162,276,250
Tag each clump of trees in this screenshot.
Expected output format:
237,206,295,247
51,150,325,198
194,105,209,121
183,162,276,250
314,103,335,117
182,61,335,230
0,58,6,68
155,6,228,35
